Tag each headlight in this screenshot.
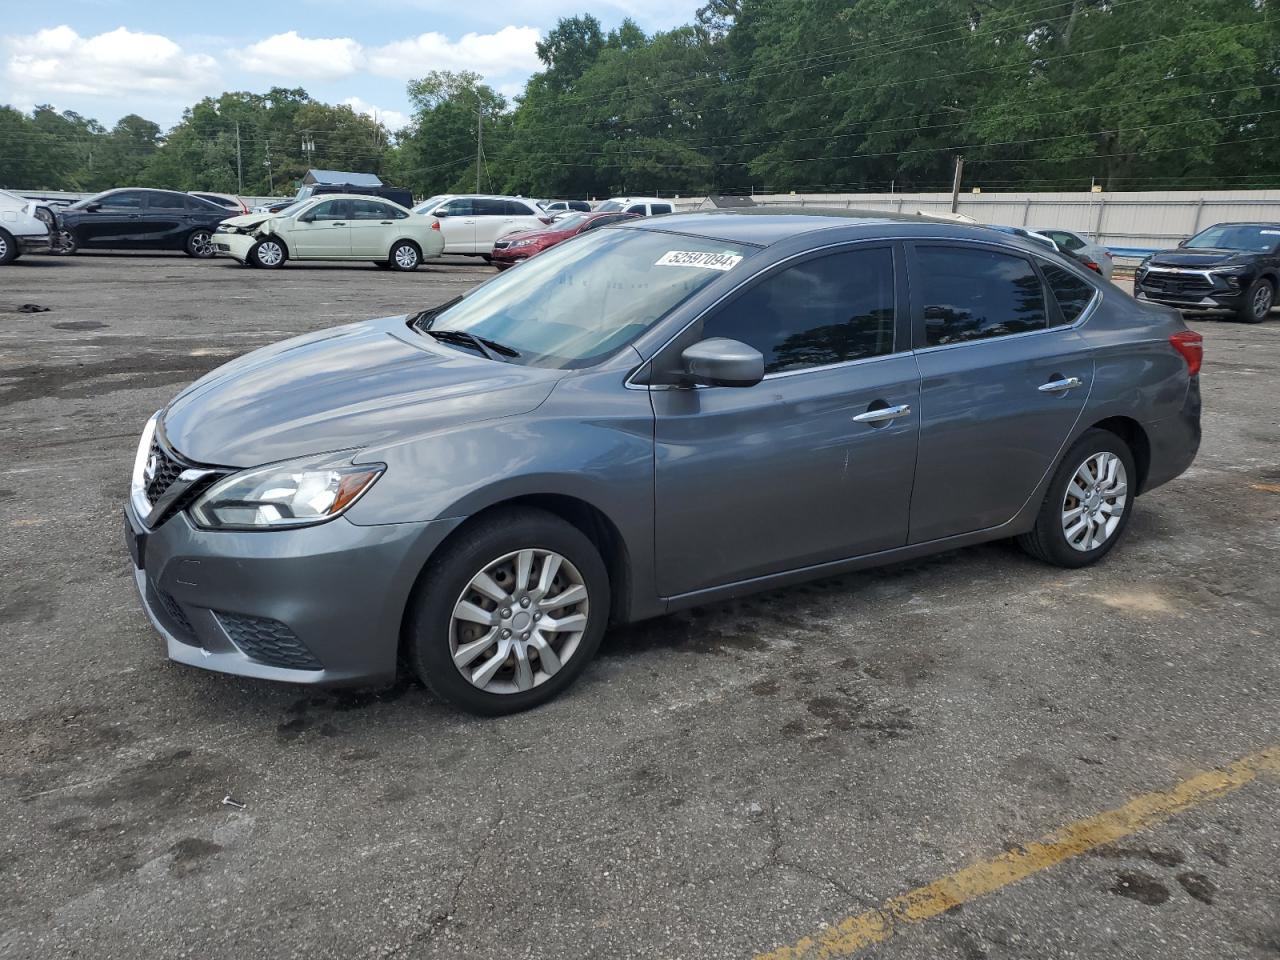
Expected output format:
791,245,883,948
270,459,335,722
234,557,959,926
190,452,384,530
507,238,535,248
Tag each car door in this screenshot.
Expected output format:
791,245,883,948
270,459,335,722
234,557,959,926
650,243,920,597
434,197,476,253
906,241,1096,544
141,191,188,248
79,190,148,247
471,198,511,249
287,199,351,258
348,199,401,257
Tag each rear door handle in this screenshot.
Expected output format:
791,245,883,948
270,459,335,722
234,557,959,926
331,222,346,226
1038,376,1083,393
852,403,911,424
380,221,392,225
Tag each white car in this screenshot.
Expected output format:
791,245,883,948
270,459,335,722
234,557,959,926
411,194,549,258
594,197,675,216
1035,227,1115,280
211,195,445,270
0,189,53,265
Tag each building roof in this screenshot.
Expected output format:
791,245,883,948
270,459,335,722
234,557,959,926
304,169,383,187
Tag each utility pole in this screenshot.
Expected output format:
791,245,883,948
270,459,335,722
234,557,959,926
950,155,964,213
264,139,274,194
235,121,243,194
475,103,483,193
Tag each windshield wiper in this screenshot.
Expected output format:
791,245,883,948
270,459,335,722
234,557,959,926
424,328,520,362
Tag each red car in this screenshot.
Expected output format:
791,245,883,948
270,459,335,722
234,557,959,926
491,211,642,269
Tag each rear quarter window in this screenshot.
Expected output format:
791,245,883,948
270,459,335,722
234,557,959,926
1041,264,1097,324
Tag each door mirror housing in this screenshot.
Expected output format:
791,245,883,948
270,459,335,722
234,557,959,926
85,202,101,212
432,208,449,218
680,338,765,388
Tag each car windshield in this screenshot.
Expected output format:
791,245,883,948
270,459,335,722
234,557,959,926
595,200,624,212
413,195,450,214
271,200,310,218
416,228,753,368
551,213,591,231
1184,224,1280,252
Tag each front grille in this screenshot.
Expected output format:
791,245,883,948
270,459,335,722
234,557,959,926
153,586,195,637
1141,272,1213,296
141,437,222,526
215,612,323,670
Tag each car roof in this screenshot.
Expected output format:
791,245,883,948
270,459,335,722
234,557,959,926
296,194,412,210
621,207,978,246
1196,221,1280,228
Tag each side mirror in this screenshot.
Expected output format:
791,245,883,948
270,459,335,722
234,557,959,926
432,208,449,218
1177,239,1188,247
297,213,314,223
680,338,764,388
86,202,101,212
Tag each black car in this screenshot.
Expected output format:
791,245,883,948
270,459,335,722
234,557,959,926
57,189,231,258
1135,222,1280,323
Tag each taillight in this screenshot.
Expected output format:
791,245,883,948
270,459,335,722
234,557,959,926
1084,260,1101,273
1169,330,1203,376
431,221,441,231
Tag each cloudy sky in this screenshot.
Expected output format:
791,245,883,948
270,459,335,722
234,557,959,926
0,0,697,131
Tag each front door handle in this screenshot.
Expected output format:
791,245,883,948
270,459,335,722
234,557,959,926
852,403,911,424
1038,376,1083,393
331,221,346,227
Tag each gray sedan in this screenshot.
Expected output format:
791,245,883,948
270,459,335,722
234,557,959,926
124,211,1202,714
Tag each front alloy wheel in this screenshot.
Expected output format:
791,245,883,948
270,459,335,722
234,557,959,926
407,507,610,715
1239,278,1274,323
251,238,286,268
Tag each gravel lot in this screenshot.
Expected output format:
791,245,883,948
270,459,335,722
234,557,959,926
2,251,1278,960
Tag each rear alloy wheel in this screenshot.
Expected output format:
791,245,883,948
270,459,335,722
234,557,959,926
250,238,286,269
1237,278,1274,323
407,507,610,715
185,228,215,258
0,229,16,265
389,241,420,271
1017,428,1136,568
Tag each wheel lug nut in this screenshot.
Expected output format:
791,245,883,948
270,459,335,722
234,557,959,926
521,632,530,641
500,608,510,618
533,612,541,621
520,597,530,608
501,629,511,638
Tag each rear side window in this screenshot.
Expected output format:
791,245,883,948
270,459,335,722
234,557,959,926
504,199,535,216
916,247,1048,347
473,198,506,216
626,204,647,215
350,199,394,220
1042,264,1096,324
702,247,896,374
651,203,673,215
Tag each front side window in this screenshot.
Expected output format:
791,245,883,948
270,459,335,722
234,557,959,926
440,198,474,217
626,204,647,215
1042,263,1096,324
418,230,753,369
307,200,348,221
702,247,896,375
917,246,1048,347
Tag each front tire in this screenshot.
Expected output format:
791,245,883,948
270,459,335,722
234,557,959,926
1237,277,1274,323
185,228,215,258
1017,428,1136,568
0,229,17,265
389,240,420,271
406,507,610,715
249,238,286,269
54,230,78,255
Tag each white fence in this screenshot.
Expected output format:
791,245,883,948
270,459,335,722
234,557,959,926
706,190,1280,256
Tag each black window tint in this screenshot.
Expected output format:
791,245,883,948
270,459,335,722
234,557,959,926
99,191,145,209
917,247,1047,346
146,192,185,209
504,199,534,216
702,247,896,374
473,198,506,216
626,204,646,214
651,203,673,214
441,198,473,216
1042,264,1096,324
350,199,391,220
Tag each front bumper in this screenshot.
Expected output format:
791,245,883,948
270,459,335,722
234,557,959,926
211,232,257,261
16,234,51,254
124,499,462,685
491,246,537,267
1134,270,1251,310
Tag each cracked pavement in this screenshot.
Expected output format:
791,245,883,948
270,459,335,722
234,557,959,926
1,253,1279,959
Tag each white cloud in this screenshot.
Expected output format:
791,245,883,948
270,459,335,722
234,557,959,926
229,31,364,81
228,25,540,85
341,96,410,132
3,25,218,100
366,25,542,79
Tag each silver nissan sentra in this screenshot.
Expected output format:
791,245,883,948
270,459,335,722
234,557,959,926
125,210,1202,714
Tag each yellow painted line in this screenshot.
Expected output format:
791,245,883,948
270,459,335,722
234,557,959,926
756,746,1280,960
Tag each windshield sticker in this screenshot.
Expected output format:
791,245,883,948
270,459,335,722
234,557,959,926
655,250,743,271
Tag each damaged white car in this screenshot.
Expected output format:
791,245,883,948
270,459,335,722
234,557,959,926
212,194,445,271
0,189,53,265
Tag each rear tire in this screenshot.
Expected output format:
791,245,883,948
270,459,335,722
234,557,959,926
0,229,17,265
406,507,610,715
185,228,215,258
389,241,420,272
54,230,78,255
249,238,286,269
1017,428,1136,568
1237,277,1274,323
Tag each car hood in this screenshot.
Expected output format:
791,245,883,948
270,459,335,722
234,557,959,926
500,227,563,243
219,212,275,231
162,315,563,468
1147,248,1256,268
